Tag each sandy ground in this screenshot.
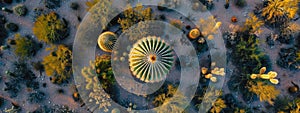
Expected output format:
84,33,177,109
0,0,300,113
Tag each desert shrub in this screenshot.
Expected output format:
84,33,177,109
56,89,64,94
226,34,271,102
0,97,3,107
42,0,60,9
210,98,227,113
43,45,72,84
222,94,251,113
81,61,112,112
95,54,115,90
117,3,153,41
13,4,27,16
170,19,183,29
195,87,223,111
33,12,68,43
32,8,47,21
51,105,73,113
5,22,18,32
277,47,300,70
0,15,7,45
276,98,300,113
0,15,6,24
261,0,298,26
4,79,21,98
118,3,153,31
158,0,180,9
266,33,278,47
31,61,44,72
153,84,177,106
31,106,52,113
3,106,21,113
234,0,246,7
242,13,264,35
85,0,99,11
153,84,188,113
273,96,291,112
86,0,115,29
13,34,39,59
27,91,46,103
197,16,222,40
248,81,280,105
278,23,300,44
70,2,79,10
11,62,39,88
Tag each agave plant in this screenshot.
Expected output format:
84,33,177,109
97,31,117,52
129,36,174,83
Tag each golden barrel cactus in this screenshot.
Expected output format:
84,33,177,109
97,31,117,52
188,28,200,39
129,36,174,83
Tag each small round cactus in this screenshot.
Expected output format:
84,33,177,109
188,28,200,39
129,36,174,83
97,31,117,52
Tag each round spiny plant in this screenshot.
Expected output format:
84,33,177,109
129,36,174,83
97,31,117,52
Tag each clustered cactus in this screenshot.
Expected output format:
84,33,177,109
129,36,174,83
201,63,225,83
250,67,279,85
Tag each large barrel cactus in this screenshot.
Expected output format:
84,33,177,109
97,31,117,52
129,36,174,83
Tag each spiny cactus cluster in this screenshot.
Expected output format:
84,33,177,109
201,63,225,83
250,67,279,85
